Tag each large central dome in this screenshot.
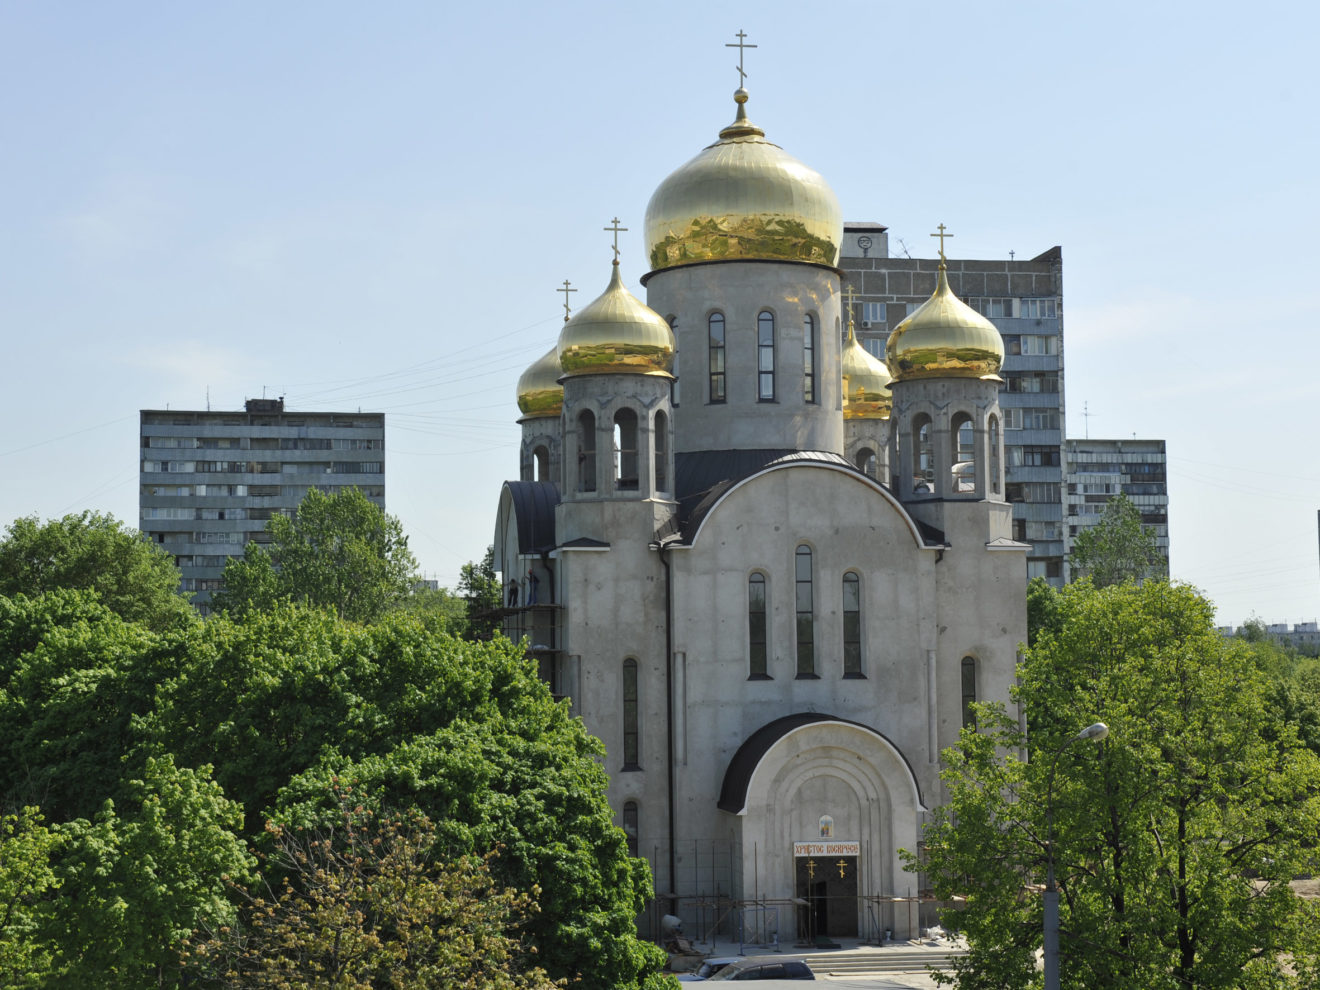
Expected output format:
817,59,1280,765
644,89,843,274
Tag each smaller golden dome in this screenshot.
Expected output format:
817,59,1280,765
516,345,564,418
841,320,892,420
886,264,1004,383
557,262,675,377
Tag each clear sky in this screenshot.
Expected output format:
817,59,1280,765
2,1,1317,627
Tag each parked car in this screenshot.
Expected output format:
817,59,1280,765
677,955,742,981
706,955,815,980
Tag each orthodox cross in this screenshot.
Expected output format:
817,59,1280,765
558,279,577,322
929,223,953,262
844,285,858,333
726,29,756,85
604,217,628,262
836,859,849,879
806,858,817,879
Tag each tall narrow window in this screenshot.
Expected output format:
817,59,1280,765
668,316,680,406
654,410,669,492
803,314,817,403
748,573,768,678
989,415,1001,495
578,411,596,493
795,545,815,676
758,311,776,401
623,801,639,857
842,572,862,677
622,658,640,769
912,416,933,494
708,313,726,403
614,409,638,490
533,445,549,482
952,413,975,492
856,448,877,479
961,656,977,728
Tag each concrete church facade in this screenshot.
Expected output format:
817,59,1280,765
493,73,1026,941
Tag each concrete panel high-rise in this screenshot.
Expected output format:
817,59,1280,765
139,398,385,612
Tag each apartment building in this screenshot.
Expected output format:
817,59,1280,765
139,398,385,612
1064,437,1169,577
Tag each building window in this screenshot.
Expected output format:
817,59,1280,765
803,314,817,403
614,409,638,491
856,447,877,478
862,301,883,324
966,297,1015,319
623,801,639,857
654,411,669,492
842,572,862,677
912,416,933,493
795,545,815,677
708,313,726,403
758,311,776,401
748,573,769,679
961,657,977,728
989,415,1001,494
667,316,680,407
578,411,596,493
1019,298,1058,319
533,445,549,482
952,414,975,492
622,658,640,770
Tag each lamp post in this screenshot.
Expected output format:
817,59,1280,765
1043,721,1108,990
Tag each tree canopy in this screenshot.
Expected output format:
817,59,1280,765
0,511,194,631
915,579,1320,989
1067,493,1164,587
212,487,417,622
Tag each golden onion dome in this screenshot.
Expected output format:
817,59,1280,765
516,345,564,418
557,261,675,377
886,263,1005,383
841,319,892,420
644,88,843,273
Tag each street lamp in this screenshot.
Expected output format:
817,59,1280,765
1043,721,1108,990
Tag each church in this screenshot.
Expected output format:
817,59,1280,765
492,48,1026,943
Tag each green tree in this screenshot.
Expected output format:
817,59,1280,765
457,546,502,640
0,512,194,631
1067,493,1164,587
213,488,416,623
914,580,1320,989
43,756,254,987
0,808,60,987
190,796,564,989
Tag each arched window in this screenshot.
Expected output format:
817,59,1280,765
708,313,726,403
961,656,977,728
654,410,669,492
843,572,862,677
622,658,640,770
952,413,975,492
623,801,639,857
758,311,776,401
795,545,815,676
803,314,817,403
748,572,768,679
989,415,1001,495
912,415,933,494
614,409,638,490
578,411,596,493
667,316,680,406
856,447,877,479
533,445,549,482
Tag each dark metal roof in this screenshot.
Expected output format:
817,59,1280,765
717,713,923,814
504,481,560,554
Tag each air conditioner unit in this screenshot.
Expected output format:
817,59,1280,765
861,320,872,328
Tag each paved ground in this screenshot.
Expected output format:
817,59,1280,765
670,935,960,988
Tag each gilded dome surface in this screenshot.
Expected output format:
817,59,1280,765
841,324,892,420
644,90,843,273
886,265,1004,382
516,345,564,418
557,262,675,376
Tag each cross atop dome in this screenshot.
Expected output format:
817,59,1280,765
604,217,628,265
726,29,757,89
558,279,577,323
930,223,954,266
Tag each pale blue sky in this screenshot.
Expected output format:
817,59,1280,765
2,1,1317,625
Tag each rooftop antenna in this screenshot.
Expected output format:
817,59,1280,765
206,386,211,412
1009,250,1016,261
894,237,912,259
1081,401,1100,440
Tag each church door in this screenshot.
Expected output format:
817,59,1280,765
795,855,858,938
